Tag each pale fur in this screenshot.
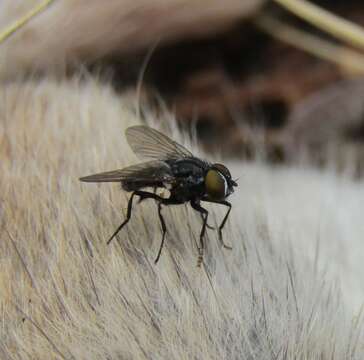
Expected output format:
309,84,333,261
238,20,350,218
1,77,364,359
0,0,263,80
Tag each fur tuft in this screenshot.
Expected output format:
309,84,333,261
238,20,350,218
0,0,263,80
1,78,364,359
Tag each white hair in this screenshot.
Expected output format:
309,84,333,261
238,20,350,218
0,77,363,359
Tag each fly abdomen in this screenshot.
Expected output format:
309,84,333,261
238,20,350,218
121,180,163,192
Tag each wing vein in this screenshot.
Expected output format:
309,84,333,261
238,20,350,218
125,125,193,161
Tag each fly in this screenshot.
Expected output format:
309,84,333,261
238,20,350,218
80,125,238,266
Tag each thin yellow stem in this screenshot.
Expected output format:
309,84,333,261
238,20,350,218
254,14,364,75
272,0,364,51
0,0,55,44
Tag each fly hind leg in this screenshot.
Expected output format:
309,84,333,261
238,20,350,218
107,190,167,245
107,191,138,245
154,202,166,264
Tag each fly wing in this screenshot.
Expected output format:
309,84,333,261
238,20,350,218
126,125,194,161
79,160,174,185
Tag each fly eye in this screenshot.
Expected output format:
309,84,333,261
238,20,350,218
212,163,231,179
205,169,227,200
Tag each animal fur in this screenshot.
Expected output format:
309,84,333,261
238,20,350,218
0,0,264,80
1,77,364,359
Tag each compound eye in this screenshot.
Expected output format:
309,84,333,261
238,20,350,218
212,163,231,179
205,169,227,200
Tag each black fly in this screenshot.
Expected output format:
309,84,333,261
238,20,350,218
80,126,237,265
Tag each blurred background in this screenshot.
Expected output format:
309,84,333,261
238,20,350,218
2,0,364,172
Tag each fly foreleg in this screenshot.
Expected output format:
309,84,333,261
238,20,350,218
201,199,232,249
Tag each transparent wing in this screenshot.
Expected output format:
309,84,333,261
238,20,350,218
126,125,193,161
79,160,173,183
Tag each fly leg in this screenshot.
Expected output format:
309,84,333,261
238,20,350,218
218,201,232,249
154,202,166,264
154,196,182,263
190,200,209,267
108,189,183,264
200,212,215,230
107,191,138,245
107,190,167,245
201,199,232,249
137,187,158,203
